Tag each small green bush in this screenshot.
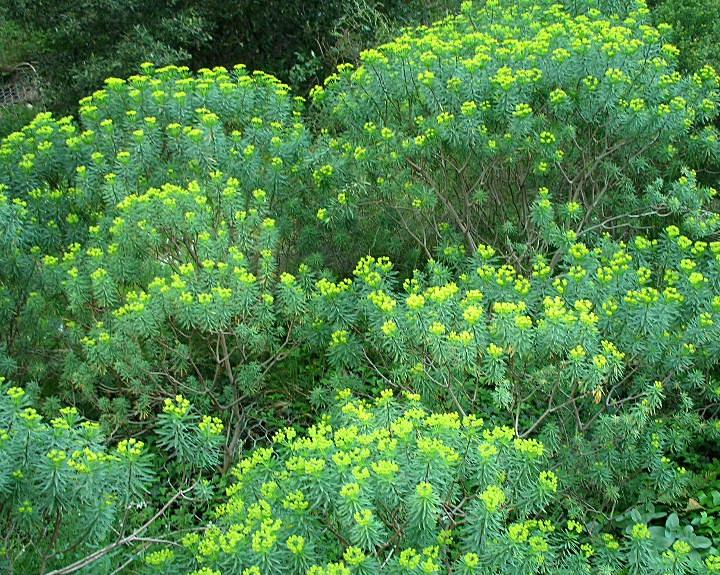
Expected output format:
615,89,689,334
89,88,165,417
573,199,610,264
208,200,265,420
43,180,319,467
0,382,223,574
0,66,324,444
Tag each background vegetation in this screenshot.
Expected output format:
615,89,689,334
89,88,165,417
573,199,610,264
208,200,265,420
0,0,459,126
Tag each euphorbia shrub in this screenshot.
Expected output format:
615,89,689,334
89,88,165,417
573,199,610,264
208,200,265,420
0,66,325,445
39,180,319,467
0,383,223,574
310,226,720,510
2,1,720,572
313,0,720,263
140,391,716,575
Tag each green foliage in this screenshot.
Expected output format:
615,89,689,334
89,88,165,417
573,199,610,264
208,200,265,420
0,103,37,140
46,179,317,465
308,220,720,510
0,66,322,442
2,0,720,573
311,0,720,264
141,391,717,574
2,0,460,122
0,382,222,574
0,17,36,68
0,64,311,222
651,0,720,73
687,460,720,544
3,0,211,114
0,17,43,136
614,504,715,561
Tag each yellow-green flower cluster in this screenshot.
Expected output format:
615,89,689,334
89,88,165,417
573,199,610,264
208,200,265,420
117,438,145,458
480,485,506,512
199,416,224,436
163,394,192,418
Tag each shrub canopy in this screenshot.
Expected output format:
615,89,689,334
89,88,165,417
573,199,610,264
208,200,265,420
313,0,720,263
0,67,323,444
309,225,720,511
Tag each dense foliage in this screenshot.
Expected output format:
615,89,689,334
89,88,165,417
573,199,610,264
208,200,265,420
1,0,720,573
650,0,720,73
0,66,316,416
312,0,720,263
140,391,714,575
310,227,720,512
0,383,223,574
